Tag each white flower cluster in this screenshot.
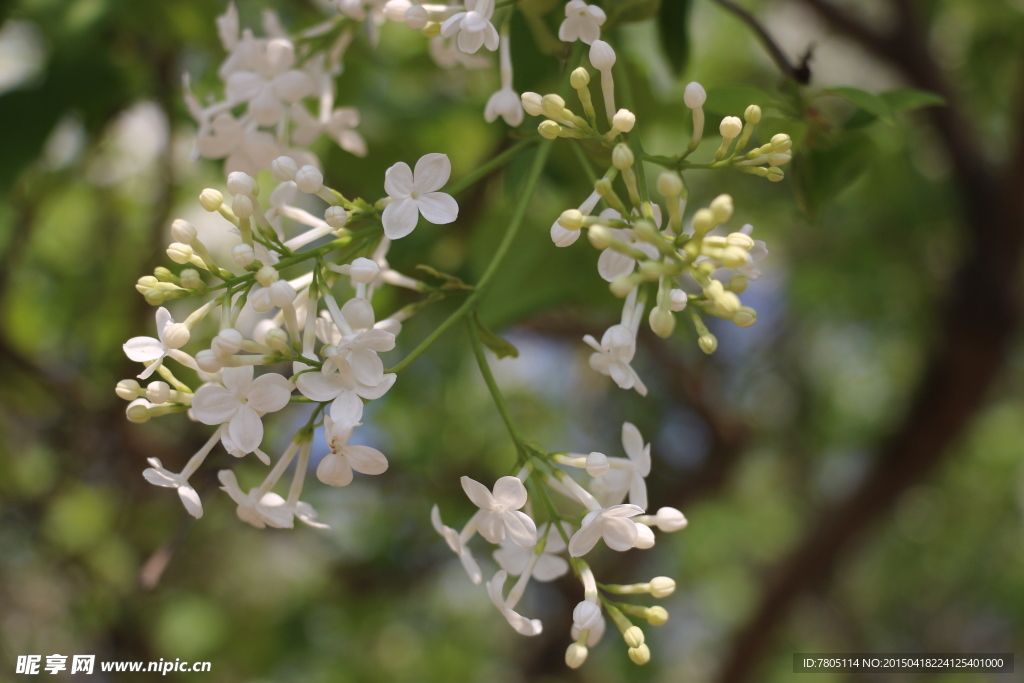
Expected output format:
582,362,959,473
431,423,687,666
521,40,787,393
119,150,458,526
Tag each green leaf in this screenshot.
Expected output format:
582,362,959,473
794,132,876,217
657,0,692,75
473,318,520,359
880,88,946,113
414,265,473,291
825,87,894,125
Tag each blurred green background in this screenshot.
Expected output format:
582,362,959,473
1,0,1024,681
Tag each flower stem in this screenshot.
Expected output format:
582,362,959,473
466,315,527,456
445,137,539,196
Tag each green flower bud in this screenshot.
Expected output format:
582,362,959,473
656,172,683,198
623,626,645,648
699,334,717,354
538,120,562,140
628,644,651,665
733,306,757,327
744,104,762,123
559,209,585,231
612,143,634,171
570,67,591,89
646,606,669,626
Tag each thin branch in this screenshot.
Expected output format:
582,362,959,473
711,0,813,83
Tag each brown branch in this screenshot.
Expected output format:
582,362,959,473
711,0,813,83
715,3,1024,681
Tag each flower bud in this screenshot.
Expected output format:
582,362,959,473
565,643,588,668
669,289,688,312
573,600,602,629
609,275,635,298
766,166,785,182
698,333,718,354
612,108,636,132
538,120,562,139
271,155,298,181
728,274,748,294
180,269,203,291
649,576,675,598
585,452,610,477
199,188,223,212
768,152,791,167
570,67,590,89
170,219,197,244
771,133,791,148
295,165,324,194
146,381,171,404
126,399,151,424
541,93,566,119
232,243,255,268
709,194,733,224
116,379,141,401
646,606,669,626
692,208,715,234
623,626,645,648
348,257,380,283
232,193,254,219
265,328,290,352
558,209,584,231
654,507,688,531
167,243,194,265
325,206,348,228
733,306,757,327
403,5,428,28
269,280,298,308
521,92,544,116
656,172,682,198
634,522,656,549
632,220,659,244
649,306,676,338
719,116,742,139
589,40,616,70
587,225,614,249
744,104,762,124
720,246,748,269
716,292,740,316
628,644,651,665
162,323,191,350
683,81,706,109
255,265,280,287
212,328,244,357
195,349,223,373
227,171,256,197
612,143,634,170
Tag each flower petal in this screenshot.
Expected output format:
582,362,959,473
228,405,264,453
461,476,495,510
143,468,179,488
341,297,376,331
383,161,414,198
597,248,634,282
416,192,459,225
460,549,483,585
222,365,254,396
382,197,419,239
533,554,570,582
191,385,240,425
568,523,602,557
492,476,528,509
628,474,648,512
316,452,354,487
602,516,639,551
329,391,364,426
354,373,396,400
344,445,388,475
413,153,451,193
124,336,166,362
492,543,531,576
503,509,538,547
177,485,204,518
476,511,505,544
295,369,344,402
247,372,293,413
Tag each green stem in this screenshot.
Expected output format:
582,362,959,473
467,315,527,456
570,140,599,184
445,138,539,196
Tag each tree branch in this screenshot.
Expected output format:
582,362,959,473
711,0,813,83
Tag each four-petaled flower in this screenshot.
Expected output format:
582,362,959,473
225,38,314,126
431,505,483,584
568,503,644,556
191,366,293,453
218,470,328,529
461,476,537,547
440,0,499,55
291,104,367,157
583,324,647,396
590,422,652,510
382,153,459,239
142,458,204,518
493,522,571,581
123,307,196,380
317,393,389,487
558,0,606,45
595,208,662,283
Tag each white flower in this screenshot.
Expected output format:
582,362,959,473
591,422,651,510
583,325,646,396
321,298,396,386
194,113,281,176
317,393,389,486
551,191,600,248
382,153,458,239
571,602,607,646
484,29,523,127
440,0,499,55
293,358,396,411
493,523,571,581
225,38,314,126
487,570,543,636
191,366,293,454
291,104,367,157
568,503,644,556
460,475,537,547
431,505,483,584
595,208,661,282
558,0,606,45
123,307,197,380
218,470,328,529
142,457,204,518
429,36,491,69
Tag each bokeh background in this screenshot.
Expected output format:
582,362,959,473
2,0,1024,681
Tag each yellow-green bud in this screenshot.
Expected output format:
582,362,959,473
646,606,669,626
521,92,544,116
610,275,635,298
612,143,634,170
704,280,725,300
766,167,785,182
649,576,676,598
199,188,223,212
538,120,562,139
699,334,717,354
649,306,676,338
167,243,195,265
255,265,279,287
632,220,660,244
692,208,715,234
733,306,757,327
146,381,171,404
565,643,588,668
709,194,733,224
720,246,748,269
153,266,177,283
570,67,591,89
716,291,741,316
559,209,585,231
727,232,754,249
180,269,203,290
656,172,683,198
541,94,566,119
587,225,614,249
728,274,749,293
744,104,762,124
265,328,290,352
623,626,645,648
771,133,791,149
628,644,651,665
126,400,151,424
